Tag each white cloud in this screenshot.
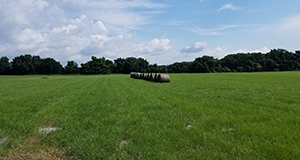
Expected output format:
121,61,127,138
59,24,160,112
0,0,257,66
234,47,270,54
57,0,166,33
172,45,229,63
95,21,108,33
202,46,229,59
192,25,246,36
181,42,207,53
218,4,239,12
52,25,78,34
17,29,46,43
62,0,165,9
0,0,171,65
149,38,171,52
79,36,172,62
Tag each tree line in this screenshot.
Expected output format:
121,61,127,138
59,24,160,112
1,49,300,75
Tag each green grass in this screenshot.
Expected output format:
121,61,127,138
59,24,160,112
1,72,300,159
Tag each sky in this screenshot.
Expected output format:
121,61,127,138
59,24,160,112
1,0,300,65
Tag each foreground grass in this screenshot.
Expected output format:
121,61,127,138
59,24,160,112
0,72,300,159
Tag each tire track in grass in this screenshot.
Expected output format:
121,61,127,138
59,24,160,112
1,76,100,159
38,75,113,159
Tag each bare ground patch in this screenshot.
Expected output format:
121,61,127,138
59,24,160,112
4,136,73,160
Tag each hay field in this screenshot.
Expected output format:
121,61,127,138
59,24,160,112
1,72,300,159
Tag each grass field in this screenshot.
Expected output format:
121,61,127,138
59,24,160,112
0,72,300,159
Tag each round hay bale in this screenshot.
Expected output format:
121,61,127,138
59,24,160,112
139,73,143,79
150,73,157,81
130,72,135,78
157,74,170,83
145,73,150,80
154,73,160,82
136,72,141,79
143,73,149,80
141,73,144,79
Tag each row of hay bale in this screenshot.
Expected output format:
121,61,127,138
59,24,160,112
130,72,170,83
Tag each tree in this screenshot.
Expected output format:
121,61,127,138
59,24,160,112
262,59,279,71
222,66,231,72
148,64,159,73
246,60,263,72
136,58,149,73
65,61,79,74
123,57,138,74
0,56,11,75
106,59,115,73
32,55,43,74
267,49,294,71
10,54,63,75
113,57,149,74
168,62,192,73
191,56,222,73
157,65,168,73
40,58,63,74
113,58,126,73
11,54,35,75
80,56,112,74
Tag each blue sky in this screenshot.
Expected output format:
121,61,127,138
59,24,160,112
1,0,300,65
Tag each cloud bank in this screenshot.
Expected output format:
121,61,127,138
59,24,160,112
1,0,288,66
0,0,172,65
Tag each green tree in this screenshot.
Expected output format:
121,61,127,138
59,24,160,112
267,49,294,71
40,58,63,74
246,60,263,72
32,55,43,74
136,58,149,73
113,57,149,74
168,62,192,73
124,57,138,74
191,56,222,73
113,58,126,73
11,54,34,75
65,61,79,74
81,56,112,74
0,56,11,75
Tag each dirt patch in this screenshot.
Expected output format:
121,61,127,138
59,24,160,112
4,136,72,160
222,128,234,132
119,138,130,149
0,137,8,145
186,125,193,129
38,127,61,134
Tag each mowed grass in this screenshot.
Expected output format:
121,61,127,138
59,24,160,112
0,72,300,159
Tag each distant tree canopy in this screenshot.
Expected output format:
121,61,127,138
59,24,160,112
114,57,149,74
191,56,222,73
1,48,300,75
9,54,63,75
221,49,300,72
80,56,113,75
